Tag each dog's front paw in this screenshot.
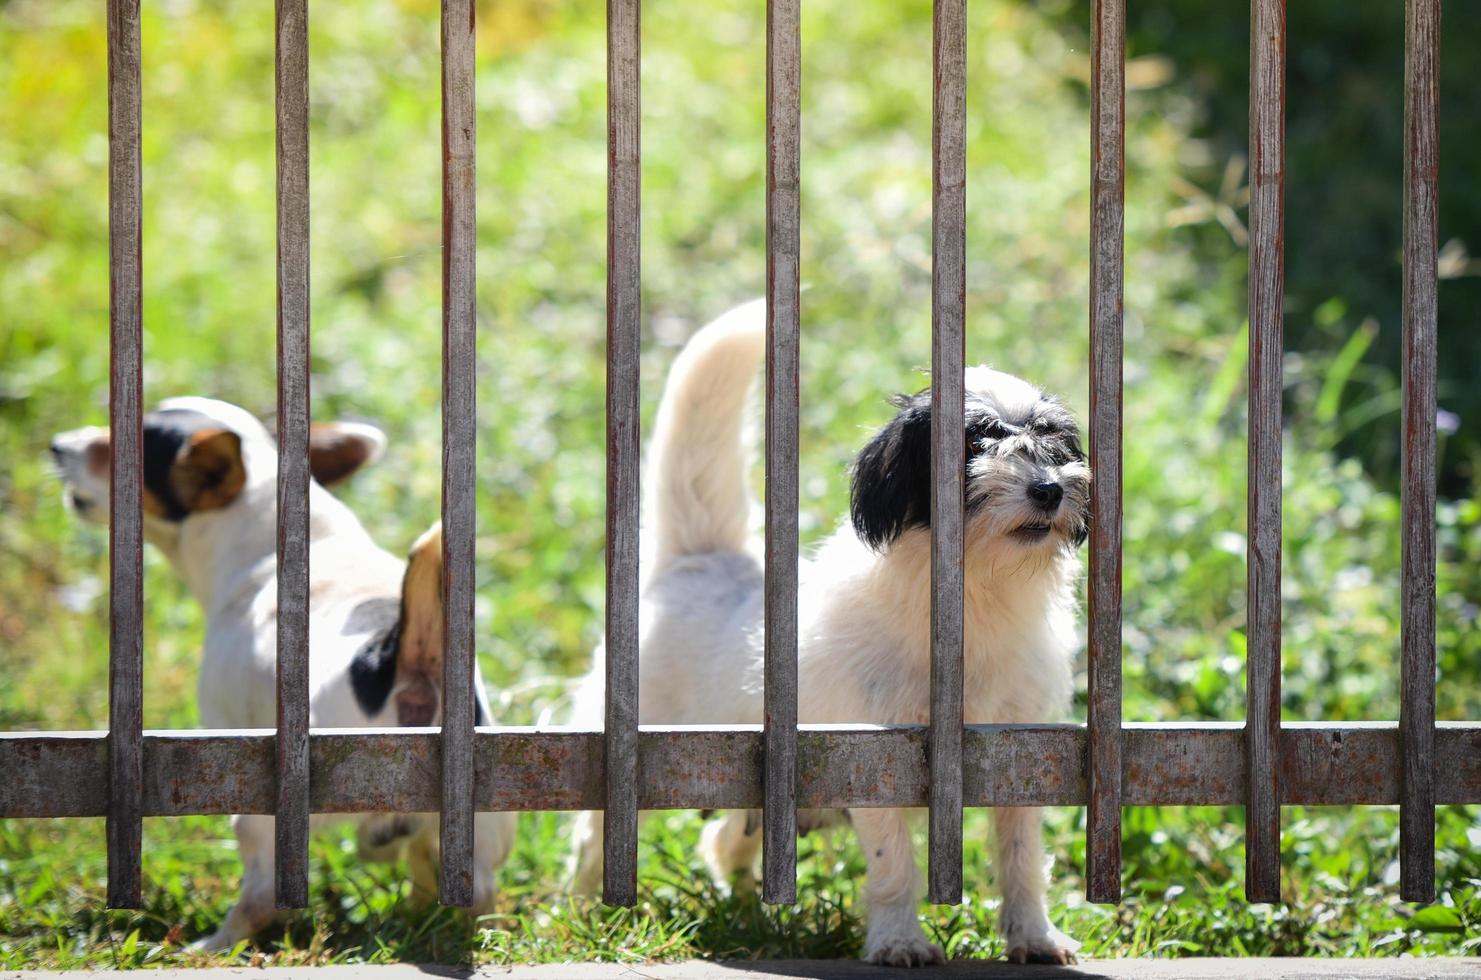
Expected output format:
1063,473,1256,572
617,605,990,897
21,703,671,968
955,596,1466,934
1005,924,1080,966
864,934,946,968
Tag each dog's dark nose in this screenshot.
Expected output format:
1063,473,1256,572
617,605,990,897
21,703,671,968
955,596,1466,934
1028,481,1063,510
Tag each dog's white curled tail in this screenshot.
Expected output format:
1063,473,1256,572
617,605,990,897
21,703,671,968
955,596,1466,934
646,298,766,574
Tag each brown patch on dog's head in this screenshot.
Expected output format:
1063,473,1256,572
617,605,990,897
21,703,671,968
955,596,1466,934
395,522,444,726
308,421,386,488
84,436,112,480
168,428,247,514
54,409,249,523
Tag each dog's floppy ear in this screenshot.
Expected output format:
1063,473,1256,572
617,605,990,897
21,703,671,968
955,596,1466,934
850,393,935,551
395,522,444,726
169,429,247,513
308,421,386,487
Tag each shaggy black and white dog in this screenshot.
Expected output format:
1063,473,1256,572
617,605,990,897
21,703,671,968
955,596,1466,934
568,301,1087,966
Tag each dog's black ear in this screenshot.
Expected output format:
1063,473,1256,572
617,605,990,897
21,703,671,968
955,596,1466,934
309,421,386,487
850,393,934,551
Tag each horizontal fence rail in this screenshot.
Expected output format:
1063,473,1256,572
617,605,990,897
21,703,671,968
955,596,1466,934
5,723,1479,819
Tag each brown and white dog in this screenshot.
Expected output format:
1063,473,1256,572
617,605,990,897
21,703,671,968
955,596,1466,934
51,397,514,949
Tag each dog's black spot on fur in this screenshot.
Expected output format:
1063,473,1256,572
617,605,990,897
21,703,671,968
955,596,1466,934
349,621,400,717
850,392,935,550
852,391,1008,549
142,408,221,521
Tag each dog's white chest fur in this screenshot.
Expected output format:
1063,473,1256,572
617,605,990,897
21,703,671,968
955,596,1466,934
634,525,1076,731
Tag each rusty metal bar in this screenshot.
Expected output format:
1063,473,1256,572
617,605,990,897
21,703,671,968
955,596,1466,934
6,723,1481,818
1245,0,1286,905
273,0,312,911
439,0,478,908
604,0,642,908
927,0,967,907
762,0,802,907
1086,0,1126,907
105,0,144,911
1399,0,1441,906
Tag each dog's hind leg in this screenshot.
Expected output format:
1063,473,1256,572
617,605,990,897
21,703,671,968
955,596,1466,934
568,810,605,894
473,810,516,913
405,823,440,909
698,810,761,891
850,807,943,967
568,809,657,895
192,814,281,951
992,806,1079,965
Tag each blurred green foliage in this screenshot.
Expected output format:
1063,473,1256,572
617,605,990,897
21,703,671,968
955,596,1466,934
1,0,1478,967
1088,1,1481,494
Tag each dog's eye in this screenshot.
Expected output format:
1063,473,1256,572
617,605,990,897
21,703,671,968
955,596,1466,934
1043,437,1084,465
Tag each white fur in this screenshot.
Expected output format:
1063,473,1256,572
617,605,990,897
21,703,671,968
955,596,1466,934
569,304,1083,966
52,397,514,950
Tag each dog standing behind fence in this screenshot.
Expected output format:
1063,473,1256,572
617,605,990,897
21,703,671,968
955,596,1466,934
567,301,1086,966
51,397,514,949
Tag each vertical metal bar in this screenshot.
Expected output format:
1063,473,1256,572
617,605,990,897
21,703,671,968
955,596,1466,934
1086,0,1126,906
105,0,144,912
439,0,477,908
927,0,966,906
273,0,312,910
1399,0,1441,906
762,0,801,907
604,0,641,908
1245,0,1286,905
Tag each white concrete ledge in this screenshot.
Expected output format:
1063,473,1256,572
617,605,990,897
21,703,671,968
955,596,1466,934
12,959,1481,980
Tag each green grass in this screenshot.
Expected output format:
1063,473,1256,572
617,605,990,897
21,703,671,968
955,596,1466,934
2,0,1479,968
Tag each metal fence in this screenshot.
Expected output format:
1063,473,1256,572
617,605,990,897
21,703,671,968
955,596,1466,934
1,0,1475,918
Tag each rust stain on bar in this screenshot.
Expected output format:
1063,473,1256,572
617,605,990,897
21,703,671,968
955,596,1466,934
1399,0,1441,906
762,0,802,907
604,0,642,908
927,0,967,907
273,0,312,911
1086,0,1126,906
439,0,478,909
1245,0,1286,905
967,726,1086,807
105,0,144,911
